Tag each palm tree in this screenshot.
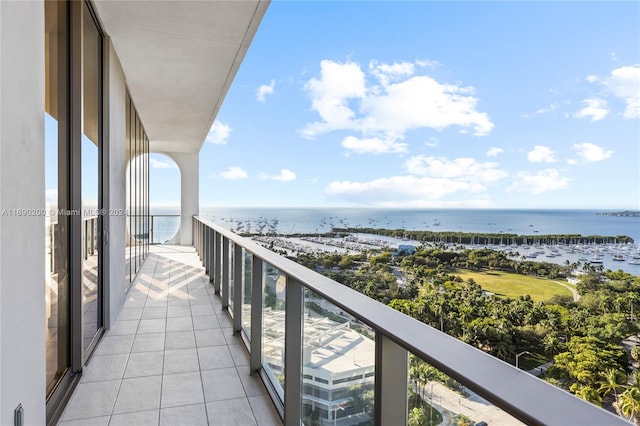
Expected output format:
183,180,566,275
574,385,602,406
619,386,640,425
454,413,474,426
408,407,426,426
598,369,625,415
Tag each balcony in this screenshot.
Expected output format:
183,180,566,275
58,244,281,425
58,216,629,425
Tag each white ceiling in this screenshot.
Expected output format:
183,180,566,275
94,0,269,153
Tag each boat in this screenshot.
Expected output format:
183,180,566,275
590,250,605,264
613,254,625,262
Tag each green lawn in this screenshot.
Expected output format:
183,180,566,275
517,352,550,370
454,269,572,302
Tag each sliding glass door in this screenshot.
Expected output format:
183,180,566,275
81,1,103,358
45,0,71,400
45,1,105,422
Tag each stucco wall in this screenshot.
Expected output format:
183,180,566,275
163,152,198,246
107,40,127,327
0,1,47,424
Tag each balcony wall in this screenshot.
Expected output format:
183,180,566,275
0,1,47,424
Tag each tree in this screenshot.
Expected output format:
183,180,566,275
306,409,321,426
546,336,628,395
619,387,640,425
631,345,640,363
454,413,474,426
348,384,374,414
408,407,427,426
572,385,602,406
598,369,626,415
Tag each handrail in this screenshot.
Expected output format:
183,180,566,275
194,215,628,426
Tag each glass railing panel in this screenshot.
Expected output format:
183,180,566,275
229,241,235,316
302,289,375,426
262,262,286,402
407,354,525,426
193,217,629,426
150,214,179,244
242,248,252,339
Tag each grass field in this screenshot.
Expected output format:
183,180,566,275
453,269,572,302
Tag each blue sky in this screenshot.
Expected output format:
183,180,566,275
148,1,640,210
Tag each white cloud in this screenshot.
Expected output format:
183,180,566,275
415,59,442,68
369,60,415,87
341,136,408,154
273,169,296,182
220,167,248,180
150,158,177,169
523,102,559,118
259,169,297,182
573,142,613,163
206,121,232,144
256,79,275,103
361,74,494,137
302,60,367,138
45,189,57,207
486,147,504,157
323,153,508,207
404,156,508,182
425,138,439,148
302,59,494,148
507,169,570,194
573,98,609,121
527,145,557,163
536,103,558,114
586,75,599,83
325,175,486,206
605,65,640,119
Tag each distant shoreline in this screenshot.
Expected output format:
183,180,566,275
596,211,640,217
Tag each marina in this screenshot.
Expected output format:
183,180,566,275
150,208,640,275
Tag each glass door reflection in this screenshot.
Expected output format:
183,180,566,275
45,0,70,397
81,3,102,356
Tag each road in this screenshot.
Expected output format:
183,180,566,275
552,279,580,301
415,381,526,426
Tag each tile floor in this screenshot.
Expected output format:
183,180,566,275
58,245,282,426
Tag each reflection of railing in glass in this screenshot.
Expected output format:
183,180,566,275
47,216,99,270
150,214,179,244
193,216,628,426
82,216,98,260
128,214,180,244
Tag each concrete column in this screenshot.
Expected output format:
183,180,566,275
165,151,198,246
376,335,408,425
0,1,47,424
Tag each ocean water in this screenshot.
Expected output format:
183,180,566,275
199,208,640,242
151,207,640,275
